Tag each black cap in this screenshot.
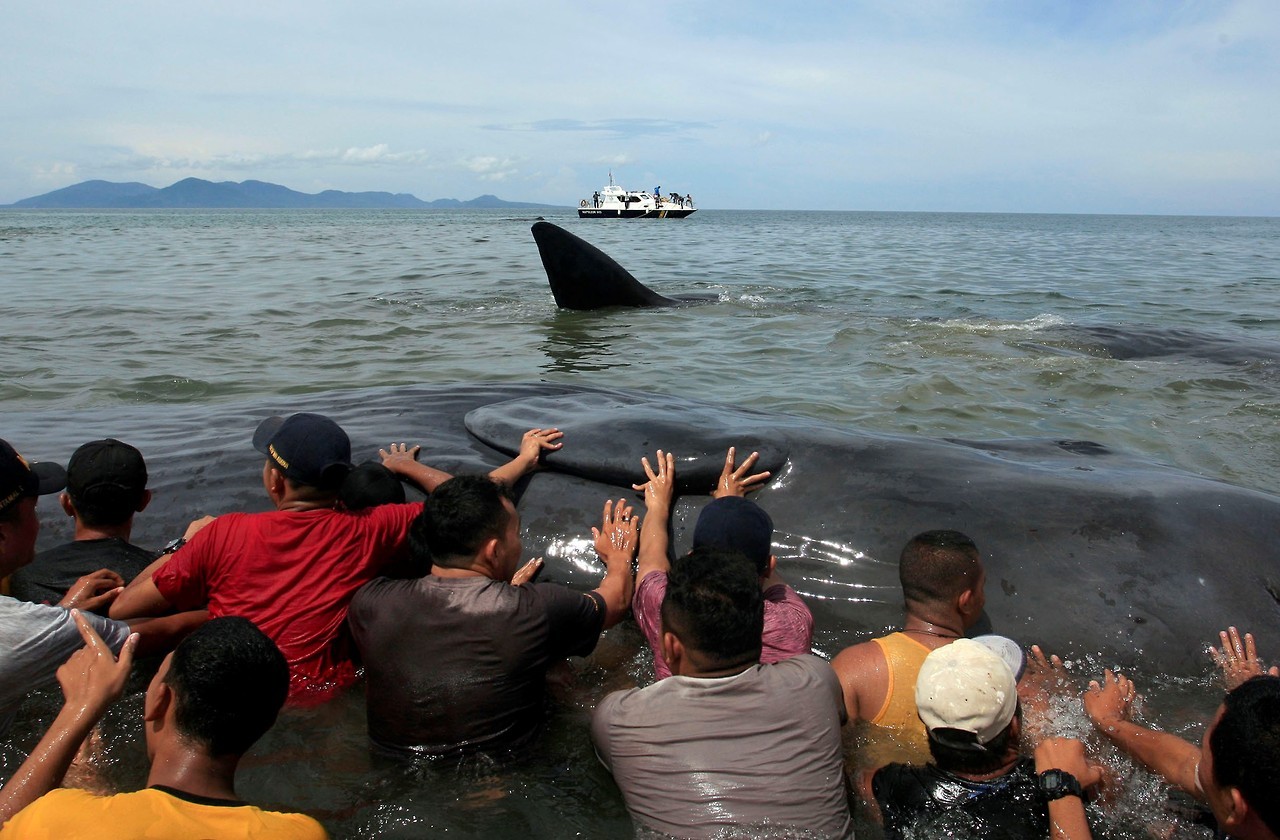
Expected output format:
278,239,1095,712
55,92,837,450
692,497,774,572
0,438,67,514
66,439,147,499
253,413,352,489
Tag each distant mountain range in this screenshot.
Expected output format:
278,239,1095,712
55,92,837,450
4,178,561,209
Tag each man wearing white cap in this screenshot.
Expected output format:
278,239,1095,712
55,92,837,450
866,638,1098,839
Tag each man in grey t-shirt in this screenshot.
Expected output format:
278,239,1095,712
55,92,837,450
591,546,853,839
0,438,132,738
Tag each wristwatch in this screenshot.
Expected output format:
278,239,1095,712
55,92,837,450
158,537,187,557
1038,768,1084,801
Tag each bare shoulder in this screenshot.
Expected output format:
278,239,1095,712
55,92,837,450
831,638,886,682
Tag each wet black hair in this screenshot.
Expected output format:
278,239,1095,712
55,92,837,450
163,617,289,757
409,475,513,569
1210,675,1280,835
661,546,763,670
339,461,406,511
926,707,1021,775
899,530,982,606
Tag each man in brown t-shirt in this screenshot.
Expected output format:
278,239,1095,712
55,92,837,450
349,474,637,758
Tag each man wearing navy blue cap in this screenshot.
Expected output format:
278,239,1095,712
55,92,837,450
632,447,814,680
109,412,419,703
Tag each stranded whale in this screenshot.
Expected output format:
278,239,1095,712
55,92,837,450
530,221,718,310
8,381,1279,676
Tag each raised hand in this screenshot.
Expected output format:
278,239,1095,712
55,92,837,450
593,498,640,567
633,450,676,513
1210,626,1279,691
713,447,771,498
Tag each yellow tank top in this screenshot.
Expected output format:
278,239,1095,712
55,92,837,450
855,632,932,768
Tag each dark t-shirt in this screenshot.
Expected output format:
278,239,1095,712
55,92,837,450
9,539,154,610
348,575,606,758
873,757,1048,840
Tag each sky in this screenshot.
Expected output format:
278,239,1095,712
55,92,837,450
3,1,1278,214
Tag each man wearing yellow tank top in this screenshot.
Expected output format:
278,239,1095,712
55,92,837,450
832,530,993,767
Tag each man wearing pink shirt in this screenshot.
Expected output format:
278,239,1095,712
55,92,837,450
632,447,813,680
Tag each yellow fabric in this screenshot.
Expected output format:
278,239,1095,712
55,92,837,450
859,632,932,768
0,787,328,840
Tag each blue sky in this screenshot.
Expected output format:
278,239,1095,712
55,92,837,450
3,1,1277,213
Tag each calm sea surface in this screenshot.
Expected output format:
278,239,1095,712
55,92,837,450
3,209,1278,492
2,208,1278,837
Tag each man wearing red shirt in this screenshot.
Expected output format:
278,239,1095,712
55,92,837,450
113,413,481,703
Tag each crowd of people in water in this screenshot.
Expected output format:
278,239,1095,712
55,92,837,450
0,414,1277,839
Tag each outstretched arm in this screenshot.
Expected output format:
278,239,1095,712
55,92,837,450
1084,669,1202,799
632,450,675,585
590,498,639,629
0,612,137,824
488,428,564,487
380,443,454,494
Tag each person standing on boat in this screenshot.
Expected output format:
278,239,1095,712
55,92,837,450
593,191,600,208
654,186,661,206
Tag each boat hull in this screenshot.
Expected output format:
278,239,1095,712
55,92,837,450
577,207,697,219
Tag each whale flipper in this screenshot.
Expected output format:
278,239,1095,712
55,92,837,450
531,221,718,310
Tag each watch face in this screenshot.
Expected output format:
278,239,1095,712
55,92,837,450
1039,769,1082,800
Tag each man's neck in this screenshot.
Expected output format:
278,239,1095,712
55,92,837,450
73,521,132,542
902,607,965,643
146,745,241,802
943,755,1022,783
430,564,492,581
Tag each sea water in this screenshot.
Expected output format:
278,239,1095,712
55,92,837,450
2,208,1278,837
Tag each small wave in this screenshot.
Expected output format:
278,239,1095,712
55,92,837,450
934,313,1067,333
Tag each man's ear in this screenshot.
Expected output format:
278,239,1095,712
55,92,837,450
662,632,685,676
477,537,501,576
766,555,778,577
144,682,172,724
1221,787,1249,830
136,489,152,514
957,587,977,614
60,492,76,518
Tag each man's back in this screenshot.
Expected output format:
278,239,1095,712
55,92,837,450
152,503,421,701
591,654,853,839
10,539,153,607
872,758,1047,840
349,574,605,756
633,571,813,680
0,787,327,839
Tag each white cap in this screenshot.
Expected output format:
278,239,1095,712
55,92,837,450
915,638,1018,745
972,634,1026,682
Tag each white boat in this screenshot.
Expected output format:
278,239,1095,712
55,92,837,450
579,174,696,218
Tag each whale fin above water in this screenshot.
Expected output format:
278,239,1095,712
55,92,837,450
531,221,719,310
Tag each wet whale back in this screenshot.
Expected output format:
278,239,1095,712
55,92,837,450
531,221,715,310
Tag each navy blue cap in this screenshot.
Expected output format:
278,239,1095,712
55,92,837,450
252,413,352,490
0,438,67,514
692,497,774,573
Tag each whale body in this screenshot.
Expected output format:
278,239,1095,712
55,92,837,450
530,221,718,310
8,381,1279,676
